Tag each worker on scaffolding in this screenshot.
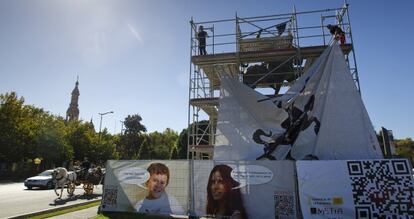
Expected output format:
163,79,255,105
197,25,208,55
327,24,345,44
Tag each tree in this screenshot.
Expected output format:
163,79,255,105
124,114,147,135
0,91,120,176
138,129,178,160
65,120,95,162
170,146,179,159
395,138,414,163
117,114,147,159
0,92,50,163
163,128,179,159
89,128,118,165
146,131,169,159
176,120,210,159
177,128,188,159
138,137,154,159
66,120,118,166
35,115,73,168
19,105,48,161
0,92,28,163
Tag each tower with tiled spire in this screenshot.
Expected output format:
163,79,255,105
66,77,80,121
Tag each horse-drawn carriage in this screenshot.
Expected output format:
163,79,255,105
73,166,104,195
52,166,104,198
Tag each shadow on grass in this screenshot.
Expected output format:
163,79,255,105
50,193,101,206
96,212,174,219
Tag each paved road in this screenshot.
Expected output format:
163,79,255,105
0,182,102,218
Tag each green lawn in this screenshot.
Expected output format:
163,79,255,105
27,201,178,219
28,201,100,219
93,212,173,219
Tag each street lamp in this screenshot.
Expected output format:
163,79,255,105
120,120,124,135
98,111,114,142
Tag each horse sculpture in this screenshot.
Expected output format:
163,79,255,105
253,95,321,160
51,167,77,199
243,61,297,95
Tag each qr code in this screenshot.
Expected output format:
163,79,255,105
347,160,414,219
102,185,118,208
274,190,295,219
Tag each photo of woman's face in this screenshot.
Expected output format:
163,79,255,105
147,173,168,199
210,171,227,200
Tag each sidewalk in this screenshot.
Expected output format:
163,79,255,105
48,206,99,219
7,199,101,219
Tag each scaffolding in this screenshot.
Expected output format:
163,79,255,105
187,3,359,159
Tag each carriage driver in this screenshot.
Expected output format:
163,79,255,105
81,157,91,171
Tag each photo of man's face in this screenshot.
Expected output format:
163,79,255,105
147,173,168,199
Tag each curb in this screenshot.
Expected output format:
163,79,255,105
7,199,101,219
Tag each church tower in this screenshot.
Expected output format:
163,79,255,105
66,78,80,121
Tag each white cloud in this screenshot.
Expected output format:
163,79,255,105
127,23,143,44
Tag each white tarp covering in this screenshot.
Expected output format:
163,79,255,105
214,42,383,160
191,160,297,219
296,159,414,218
213,74,287,160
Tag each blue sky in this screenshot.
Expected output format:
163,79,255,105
0,0,413,139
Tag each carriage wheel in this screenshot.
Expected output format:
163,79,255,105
67,182,76,196
83,183,94,195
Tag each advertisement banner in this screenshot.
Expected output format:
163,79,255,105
191,160,297,219
101,160,188,217
297,159,414,218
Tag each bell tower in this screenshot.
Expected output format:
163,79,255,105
66,77,80,121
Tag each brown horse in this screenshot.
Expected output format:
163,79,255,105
74,166,104,195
